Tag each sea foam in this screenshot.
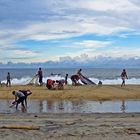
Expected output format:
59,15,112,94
1,75,140,85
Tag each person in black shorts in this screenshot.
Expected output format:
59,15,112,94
36,67,43,86
121,69,128,87
12,91,26,111
19,90,32,108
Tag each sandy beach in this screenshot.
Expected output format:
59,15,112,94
0,85,140,140
0,84,140,100
0,113,140,140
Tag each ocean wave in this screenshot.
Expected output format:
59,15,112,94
1,75,140,85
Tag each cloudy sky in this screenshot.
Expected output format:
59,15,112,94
0,0,140,63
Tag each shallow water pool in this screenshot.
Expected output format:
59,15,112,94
1,100,140,113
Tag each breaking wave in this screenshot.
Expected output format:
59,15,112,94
1,75,140,85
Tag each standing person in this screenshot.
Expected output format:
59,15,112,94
65,74,68,85
12,90,26,112
36,67,43,86
77,69,83,77
121,69,128,87
6,72,11,87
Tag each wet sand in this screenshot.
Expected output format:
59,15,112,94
0,85,140,139
0,113,140,140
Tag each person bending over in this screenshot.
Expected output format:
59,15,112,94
46,79,55,90
12,90,26,112
19,90,32,108
70,75,80,86
55,79,65,90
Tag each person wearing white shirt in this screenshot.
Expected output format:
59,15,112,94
12,91,26,111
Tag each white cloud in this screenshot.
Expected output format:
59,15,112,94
75,40,112,48
98,47,140,58
0,0,140,63
76,0,140,12
59,40,112,50
0,0,140,41
55,45,140,61
13,50,39,56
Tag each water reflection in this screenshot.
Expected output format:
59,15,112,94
0,100,140,113
120,100,126,113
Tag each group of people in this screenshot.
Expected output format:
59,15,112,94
1,68,128,88
46,73,68,90
46,79,65,90
8,68,128,112
36,67,68,90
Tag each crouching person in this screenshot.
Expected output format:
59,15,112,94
46,79,55,90
55,79,65,90
12,90,26,112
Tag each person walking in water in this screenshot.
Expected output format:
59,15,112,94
6,72,11,87
36,67,43,86
121,69,128,87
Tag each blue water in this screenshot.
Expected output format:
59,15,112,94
0,68,140,85
0,68,140,79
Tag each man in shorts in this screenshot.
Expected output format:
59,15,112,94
19,90,32,108
12,90,26,111
121,69,128,87
36,67,43,86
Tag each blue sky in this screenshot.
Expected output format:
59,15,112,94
0,0,140,63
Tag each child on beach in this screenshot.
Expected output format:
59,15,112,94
121,69,128,87
98,81,102,86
